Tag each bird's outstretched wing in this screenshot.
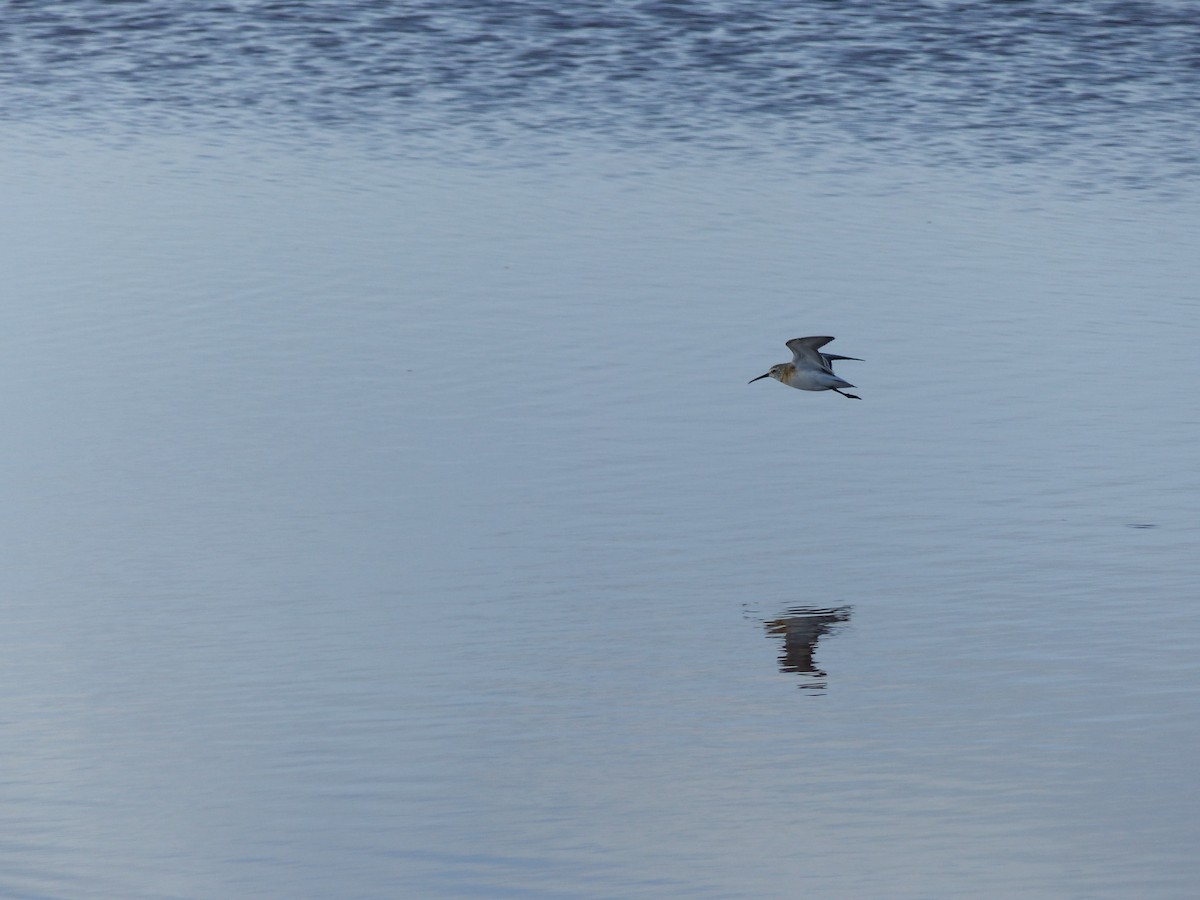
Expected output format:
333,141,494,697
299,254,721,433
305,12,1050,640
786,336,836,369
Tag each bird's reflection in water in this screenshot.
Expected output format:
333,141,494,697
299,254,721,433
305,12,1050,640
763,606,852,690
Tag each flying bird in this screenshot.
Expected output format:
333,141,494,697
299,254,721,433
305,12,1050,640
749,336,862,399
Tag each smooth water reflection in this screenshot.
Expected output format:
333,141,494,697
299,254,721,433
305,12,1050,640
3,130,1199,897
762,607,852,689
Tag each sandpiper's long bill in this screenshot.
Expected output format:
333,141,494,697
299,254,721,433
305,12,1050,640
750,336,862,400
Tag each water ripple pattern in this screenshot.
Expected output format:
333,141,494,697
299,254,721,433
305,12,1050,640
4,0,1200,179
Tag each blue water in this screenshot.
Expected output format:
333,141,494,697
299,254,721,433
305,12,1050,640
6,0,1200,185
2,3,1199,898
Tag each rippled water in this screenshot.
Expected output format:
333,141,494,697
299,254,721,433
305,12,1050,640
6,0,1200,183
2,2,1200,898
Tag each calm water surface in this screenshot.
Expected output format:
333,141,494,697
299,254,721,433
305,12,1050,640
2,2,1199,898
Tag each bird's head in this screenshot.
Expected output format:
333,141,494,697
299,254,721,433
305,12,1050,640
749,364,787,384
